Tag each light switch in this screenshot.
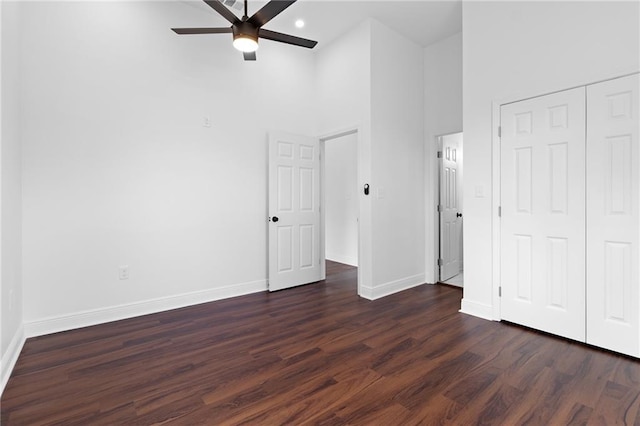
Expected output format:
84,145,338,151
475,185,484,198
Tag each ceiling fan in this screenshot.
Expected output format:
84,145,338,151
172,0,318,61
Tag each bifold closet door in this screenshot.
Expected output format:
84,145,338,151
501,87,586,342
586,74,640,357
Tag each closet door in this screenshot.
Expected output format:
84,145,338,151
586,74,640,357
501,87,586,341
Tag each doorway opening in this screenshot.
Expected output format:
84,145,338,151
321,129,358,284
437,132,464,287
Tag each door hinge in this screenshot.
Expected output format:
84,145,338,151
437,258,443,267
498,286,502,297
498,206,502,217
437,151,442,159
437,204,443,212
498,126,502,137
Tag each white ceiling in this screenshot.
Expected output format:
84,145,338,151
180,0,462,49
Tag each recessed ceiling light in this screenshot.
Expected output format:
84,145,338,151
295,19,305,29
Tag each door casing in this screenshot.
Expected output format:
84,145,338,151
437,132,464,282
318,127,363,293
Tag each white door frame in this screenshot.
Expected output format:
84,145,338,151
490,72,640,321
427,132,463,284
436,132,464,282
318,126,368,296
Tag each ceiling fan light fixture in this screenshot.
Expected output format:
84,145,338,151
173,0,318,61
232,22,259,53
233,34,259,52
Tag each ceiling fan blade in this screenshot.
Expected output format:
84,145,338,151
259,29,317,49
203,0,239,24
243,51,257,61
248,0,296,27
172,27,232,35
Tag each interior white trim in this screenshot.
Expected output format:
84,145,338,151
1,325,26,396
318,127,358,142
359,273,425,301
359,285,374,300
432,131,464,286
426,134,441,284
325,254,357,267
318,125,364,295
491,101,502,321
24,279,267,338
459,298,494,321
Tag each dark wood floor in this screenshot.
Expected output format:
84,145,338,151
2,261,639,425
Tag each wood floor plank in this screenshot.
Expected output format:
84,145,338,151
3,261,640,425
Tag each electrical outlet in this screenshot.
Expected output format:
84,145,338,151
203,116,212,128
118,265,129,280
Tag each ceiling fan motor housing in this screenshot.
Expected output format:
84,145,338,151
233,21,259,44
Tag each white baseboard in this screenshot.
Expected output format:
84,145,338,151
459,298,495,321
325,254,358,267
1,325,26,396
360,273,425,301
24,279,267,338
359,285,374,300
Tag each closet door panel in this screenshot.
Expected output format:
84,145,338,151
587,74,640,357
501,87,586,341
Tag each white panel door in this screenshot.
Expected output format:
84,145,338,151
268,131,322,291
501,87,586,341
586,74,640,357
439,132,463,281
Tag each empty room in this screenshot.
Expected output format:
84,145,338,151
1,0,639,424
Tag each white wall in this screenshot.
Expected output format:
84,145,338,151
423,32,462,284
369,20,425,297
325,133,358,266
1,0,25,391
316,20,373,293
19,1,317,334
11,4,429,337
315,20,372,136
462,1,640,319
317,18,427,299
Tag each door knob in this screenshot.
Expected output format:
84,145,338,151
456,213,463,218
271,216,279,223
